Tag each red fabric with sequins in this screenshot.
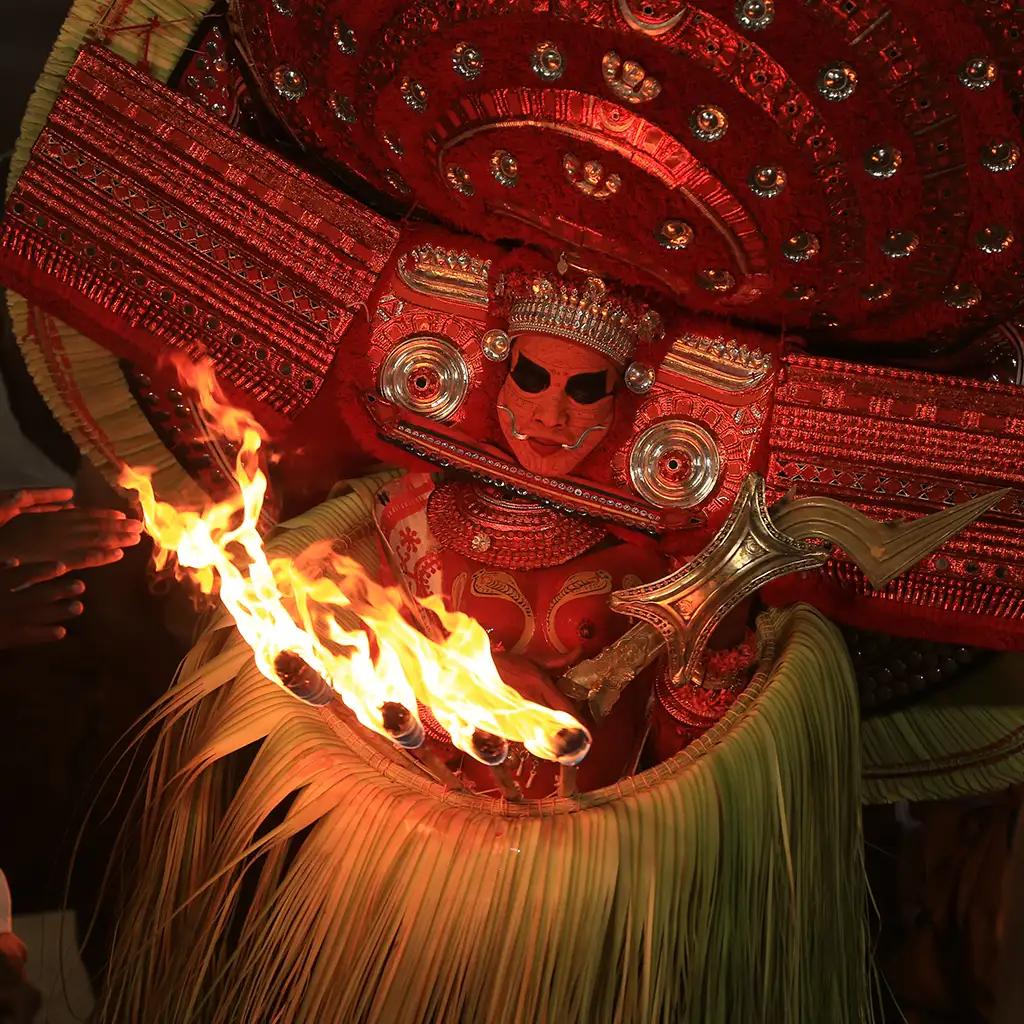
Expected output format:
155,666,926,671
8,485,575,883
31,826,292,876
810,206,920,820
2,30,1024,653
232,0,1024,347
340,225,781,540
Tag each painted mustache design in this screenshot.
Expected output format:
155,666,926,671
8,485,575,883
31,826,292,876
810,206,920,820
497,405,610,451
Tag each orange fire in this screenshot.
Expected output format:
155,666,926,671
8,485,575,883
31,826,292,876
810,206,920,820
119,361,590,766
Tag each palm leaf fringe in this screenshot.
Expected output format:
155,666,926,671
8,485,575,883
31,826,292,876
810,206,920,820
98,482,873,1024
862,653,1024,804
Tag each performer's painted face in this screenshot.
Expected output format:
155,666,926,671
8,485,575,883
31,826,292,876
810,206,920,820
497,332,617,476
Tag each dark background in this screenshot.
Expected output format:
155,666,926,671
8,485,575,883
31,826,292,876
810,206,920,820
1,0,81,480
0,2,69,164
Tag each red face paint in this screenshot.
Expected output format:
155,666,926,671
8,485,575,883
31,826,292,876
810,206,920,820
497,333,617,475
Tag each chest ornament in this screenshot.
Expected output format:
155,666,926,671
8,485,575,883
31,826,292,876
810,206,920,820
427,480,607,570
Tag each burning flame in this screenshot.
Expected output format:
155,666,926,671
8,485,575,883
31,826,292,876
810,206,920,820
119,361,590,767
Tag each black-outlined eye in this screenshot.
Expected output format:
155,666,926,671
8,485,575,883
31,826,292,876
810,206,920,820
510,352,550,393
566,369,610,404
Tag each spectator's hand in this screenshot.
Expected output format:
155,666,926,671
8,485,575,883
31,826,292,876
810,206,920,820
0,487,73,531
0,501,143,572
0,564,86,649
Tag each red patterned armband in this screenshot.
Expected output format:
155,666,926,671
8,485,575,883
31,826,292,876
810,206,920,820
0,45,397,427
765,355,1024,649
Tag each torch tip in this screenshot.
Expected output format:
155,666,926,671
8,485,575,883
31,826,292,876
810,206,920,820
553,726,591,766
273,650,333,706
470,729,509,766
380,701,425,749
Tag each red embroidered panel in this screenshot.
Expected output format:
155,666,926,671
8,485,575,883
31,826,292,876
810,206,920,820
0,45,397,421
766,355,1024,647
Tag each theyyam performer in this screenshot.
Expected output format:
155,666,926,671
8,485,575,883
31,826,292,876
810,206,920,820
3,1,1024,1020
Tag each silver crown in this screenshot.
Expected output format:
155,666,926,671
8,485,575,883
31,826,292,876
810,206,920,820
503,275,662,367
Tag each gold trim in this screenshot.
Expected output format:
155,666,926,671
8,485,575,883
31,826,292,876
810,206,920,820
396,244,491,308
504,273,657,367
440,106,754,277
602,51,661,104
661,333,773,392
559,619,664,707
562,153,622,199
610,475,825,686
616,0,688,36
773,488,1008,589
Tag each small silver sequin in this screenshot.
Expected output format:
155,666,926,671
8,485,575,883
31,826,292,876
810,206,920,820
959,56,997,90
332,18,356,55
383,132,404,157
782,231,821,262
864,145,902,179
638,309,664,343
943,283,981,309
490,150,519,187
783,284,816,302
810,312,839,329
562,154,621,199
697,268,736,293
690,105,728,142
657,220,694,249
749,165,787,198
401,78,428,112
976,224,1014,253
817,62,858,102
445,166,475,197
452,42,484,80
532,42,564,81
384,170,411,196
861,282,893,302
624,362,656,395
981,139,1020,172
735,0,774,31
271,0,291,14
272,66,306,101
602,52,661,104
327,93,356,124
481,329,512,362
881,230,920,259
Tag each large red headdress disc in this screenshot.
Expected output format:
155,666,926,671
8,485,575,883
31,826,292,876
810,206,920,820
232,0,1024,347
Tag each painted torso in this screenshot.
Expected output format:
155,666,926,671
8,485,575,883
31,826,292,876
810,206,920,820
375,472,669,795
376,473,667,662
439,542,664,666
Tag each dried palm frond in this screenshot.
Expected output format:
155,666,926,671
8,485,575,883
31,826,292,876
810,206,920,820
98,479,873,1024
